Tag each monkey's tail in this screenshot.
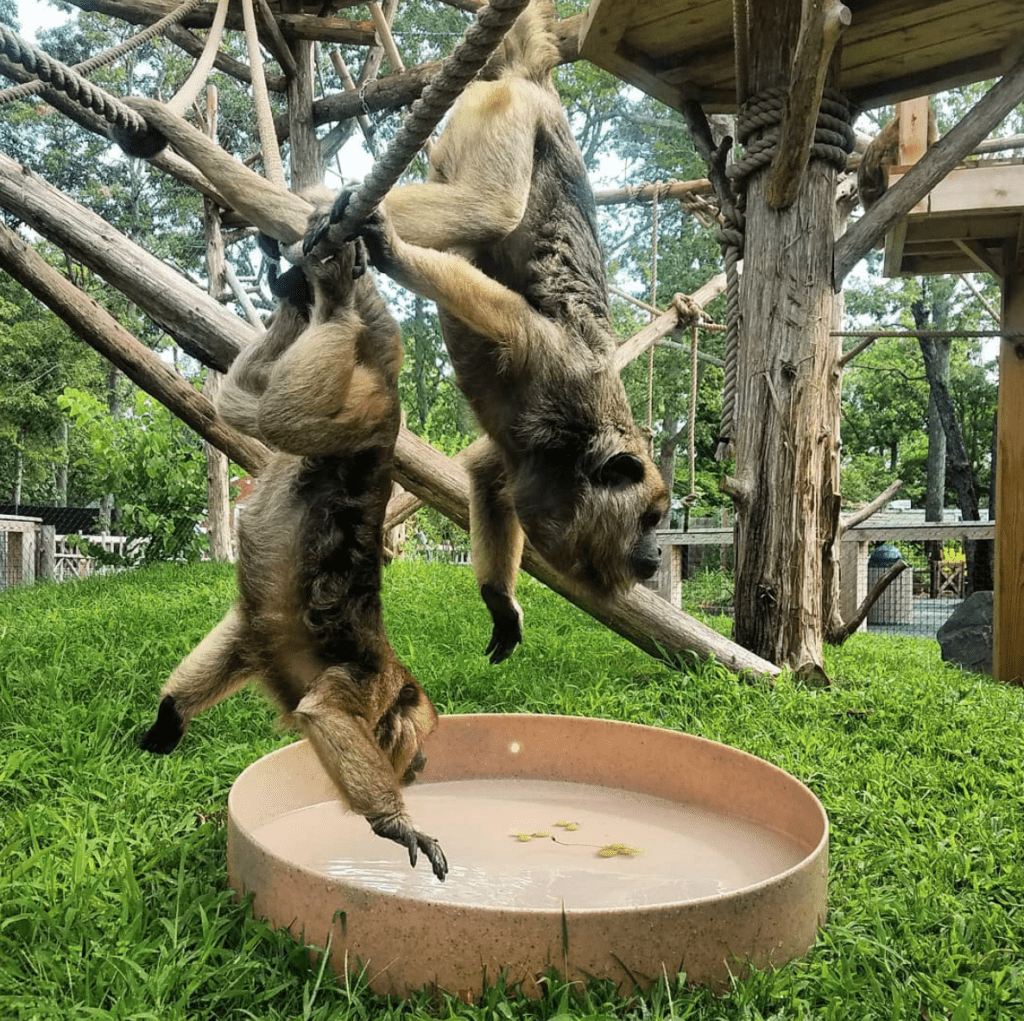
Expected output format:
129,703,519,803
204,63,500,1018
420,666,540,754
479,0,559,84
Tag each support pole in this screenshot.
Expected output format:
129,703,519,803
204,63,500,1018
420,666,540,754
996,267,1024,683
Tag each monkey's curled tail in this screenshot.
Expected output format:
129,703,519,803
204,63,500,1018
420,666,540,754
480,0,559,84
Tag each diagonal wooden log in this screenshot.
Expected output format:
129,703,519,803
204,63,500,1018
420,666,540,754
613,275,727,372
0,221,269,475
393,430,780,677
833,45,1024,287
0,149,253,369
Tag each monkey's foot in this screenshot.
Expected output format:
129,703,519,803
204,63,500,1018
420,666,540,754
369,812,448,882
480,585,524,665
304,189,353,255
139,694,184,755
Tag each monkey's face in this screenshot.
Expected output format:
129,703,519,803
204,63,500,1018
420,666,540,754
374,669,439,786
514,447,669,597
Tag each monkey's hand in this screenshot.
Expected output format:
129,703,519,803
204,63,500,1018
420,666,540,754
139,694,185,754
480,584,524,665
369,812,449,882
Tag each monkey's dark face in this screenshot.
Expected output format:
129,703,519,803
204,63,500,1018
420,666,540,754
374,670,439,786
514,447,668,597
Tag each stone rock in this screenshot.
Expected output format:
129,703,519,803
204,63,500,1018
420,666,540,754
936,590,993,675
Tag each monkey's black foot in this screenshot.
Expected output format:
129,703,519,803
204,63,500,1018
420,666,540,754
369,812,449,881
304,189,353,255
257,232,281,263
480,585,523,665
139,695,184,755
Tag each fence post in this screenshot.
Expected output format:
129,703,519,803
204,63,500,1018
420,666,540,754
39,524,56,581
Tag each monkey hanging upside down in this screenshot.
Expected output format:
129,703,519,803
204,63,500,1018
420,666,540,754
141,197,448,881
314,0,669,664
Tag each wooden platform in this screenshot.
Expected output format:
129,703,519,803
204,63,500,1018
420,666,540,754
578,0,1024,114
884,158,1024,276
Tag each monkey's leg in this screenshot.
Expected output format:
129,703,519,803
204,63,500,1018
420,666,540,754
384,79,541,251
140,605,250,754
469,443,525,664
216,302,308,440
255,318,396,456
293,675,448,881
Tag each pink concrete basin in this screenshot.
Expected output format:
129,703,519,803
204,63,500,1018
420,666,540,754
227,714,828,998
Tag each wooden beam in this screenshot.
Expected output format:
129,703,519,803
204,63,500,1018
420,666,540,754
954,238,1002,276
995,267,1024,684
0,149,252,370
0,222,269,475
65,0,376,45
834,47,1024,289
765,0,850,210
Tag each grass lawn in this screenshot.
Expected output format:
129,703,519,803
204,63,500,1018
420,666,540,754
1,560,1022,1020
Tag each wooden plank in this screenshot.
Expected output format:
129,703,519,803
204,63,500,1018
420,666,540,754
995,268,1024,683
898,97,932,166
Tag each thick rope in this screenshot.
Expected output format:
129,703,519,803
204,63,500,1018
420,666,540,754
0,0,204,105
0,23,150,139
167,0,230,117
334,0,531,237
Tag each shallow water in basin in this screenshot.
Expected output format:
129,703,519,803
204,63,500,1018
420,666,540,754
251,778,810,909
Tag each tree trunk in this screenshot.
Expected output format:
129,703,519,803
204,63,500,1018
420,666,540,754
917,335,993,592
730,0,843,679
56,417,68,506
922,338,949,593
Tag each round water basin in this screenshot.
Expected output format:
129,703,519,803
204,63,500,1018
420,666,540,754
227,713,828,998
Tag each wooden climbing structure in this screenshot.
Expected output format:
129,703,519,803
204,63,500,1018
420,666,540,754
882,95,1024,685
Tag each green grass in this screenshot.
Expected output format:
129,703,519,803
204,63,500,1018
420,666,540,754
1,561,1023,1020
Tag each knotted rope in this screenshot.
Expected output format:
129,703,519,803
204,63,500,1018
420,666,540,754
0,23,151,144
0,0,204,106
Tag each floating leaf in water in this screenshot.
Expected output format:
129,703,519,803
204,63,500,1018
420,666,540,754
532,831,551,838
599,842,645,857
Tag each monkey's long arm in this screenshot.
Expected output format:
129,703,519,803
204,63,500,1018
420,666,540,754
468,442,525,663
294,673,448,881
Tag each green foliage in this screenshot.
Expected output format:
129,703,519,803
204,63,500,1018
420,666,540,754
2,562,1024,1020
58,387,210,563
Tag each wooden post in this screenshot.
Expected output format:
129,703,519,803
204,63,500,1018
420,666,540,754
202,85,235,562
729,0,843,679
896,96,931,167
996,265,1024,683
40,524,56,582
